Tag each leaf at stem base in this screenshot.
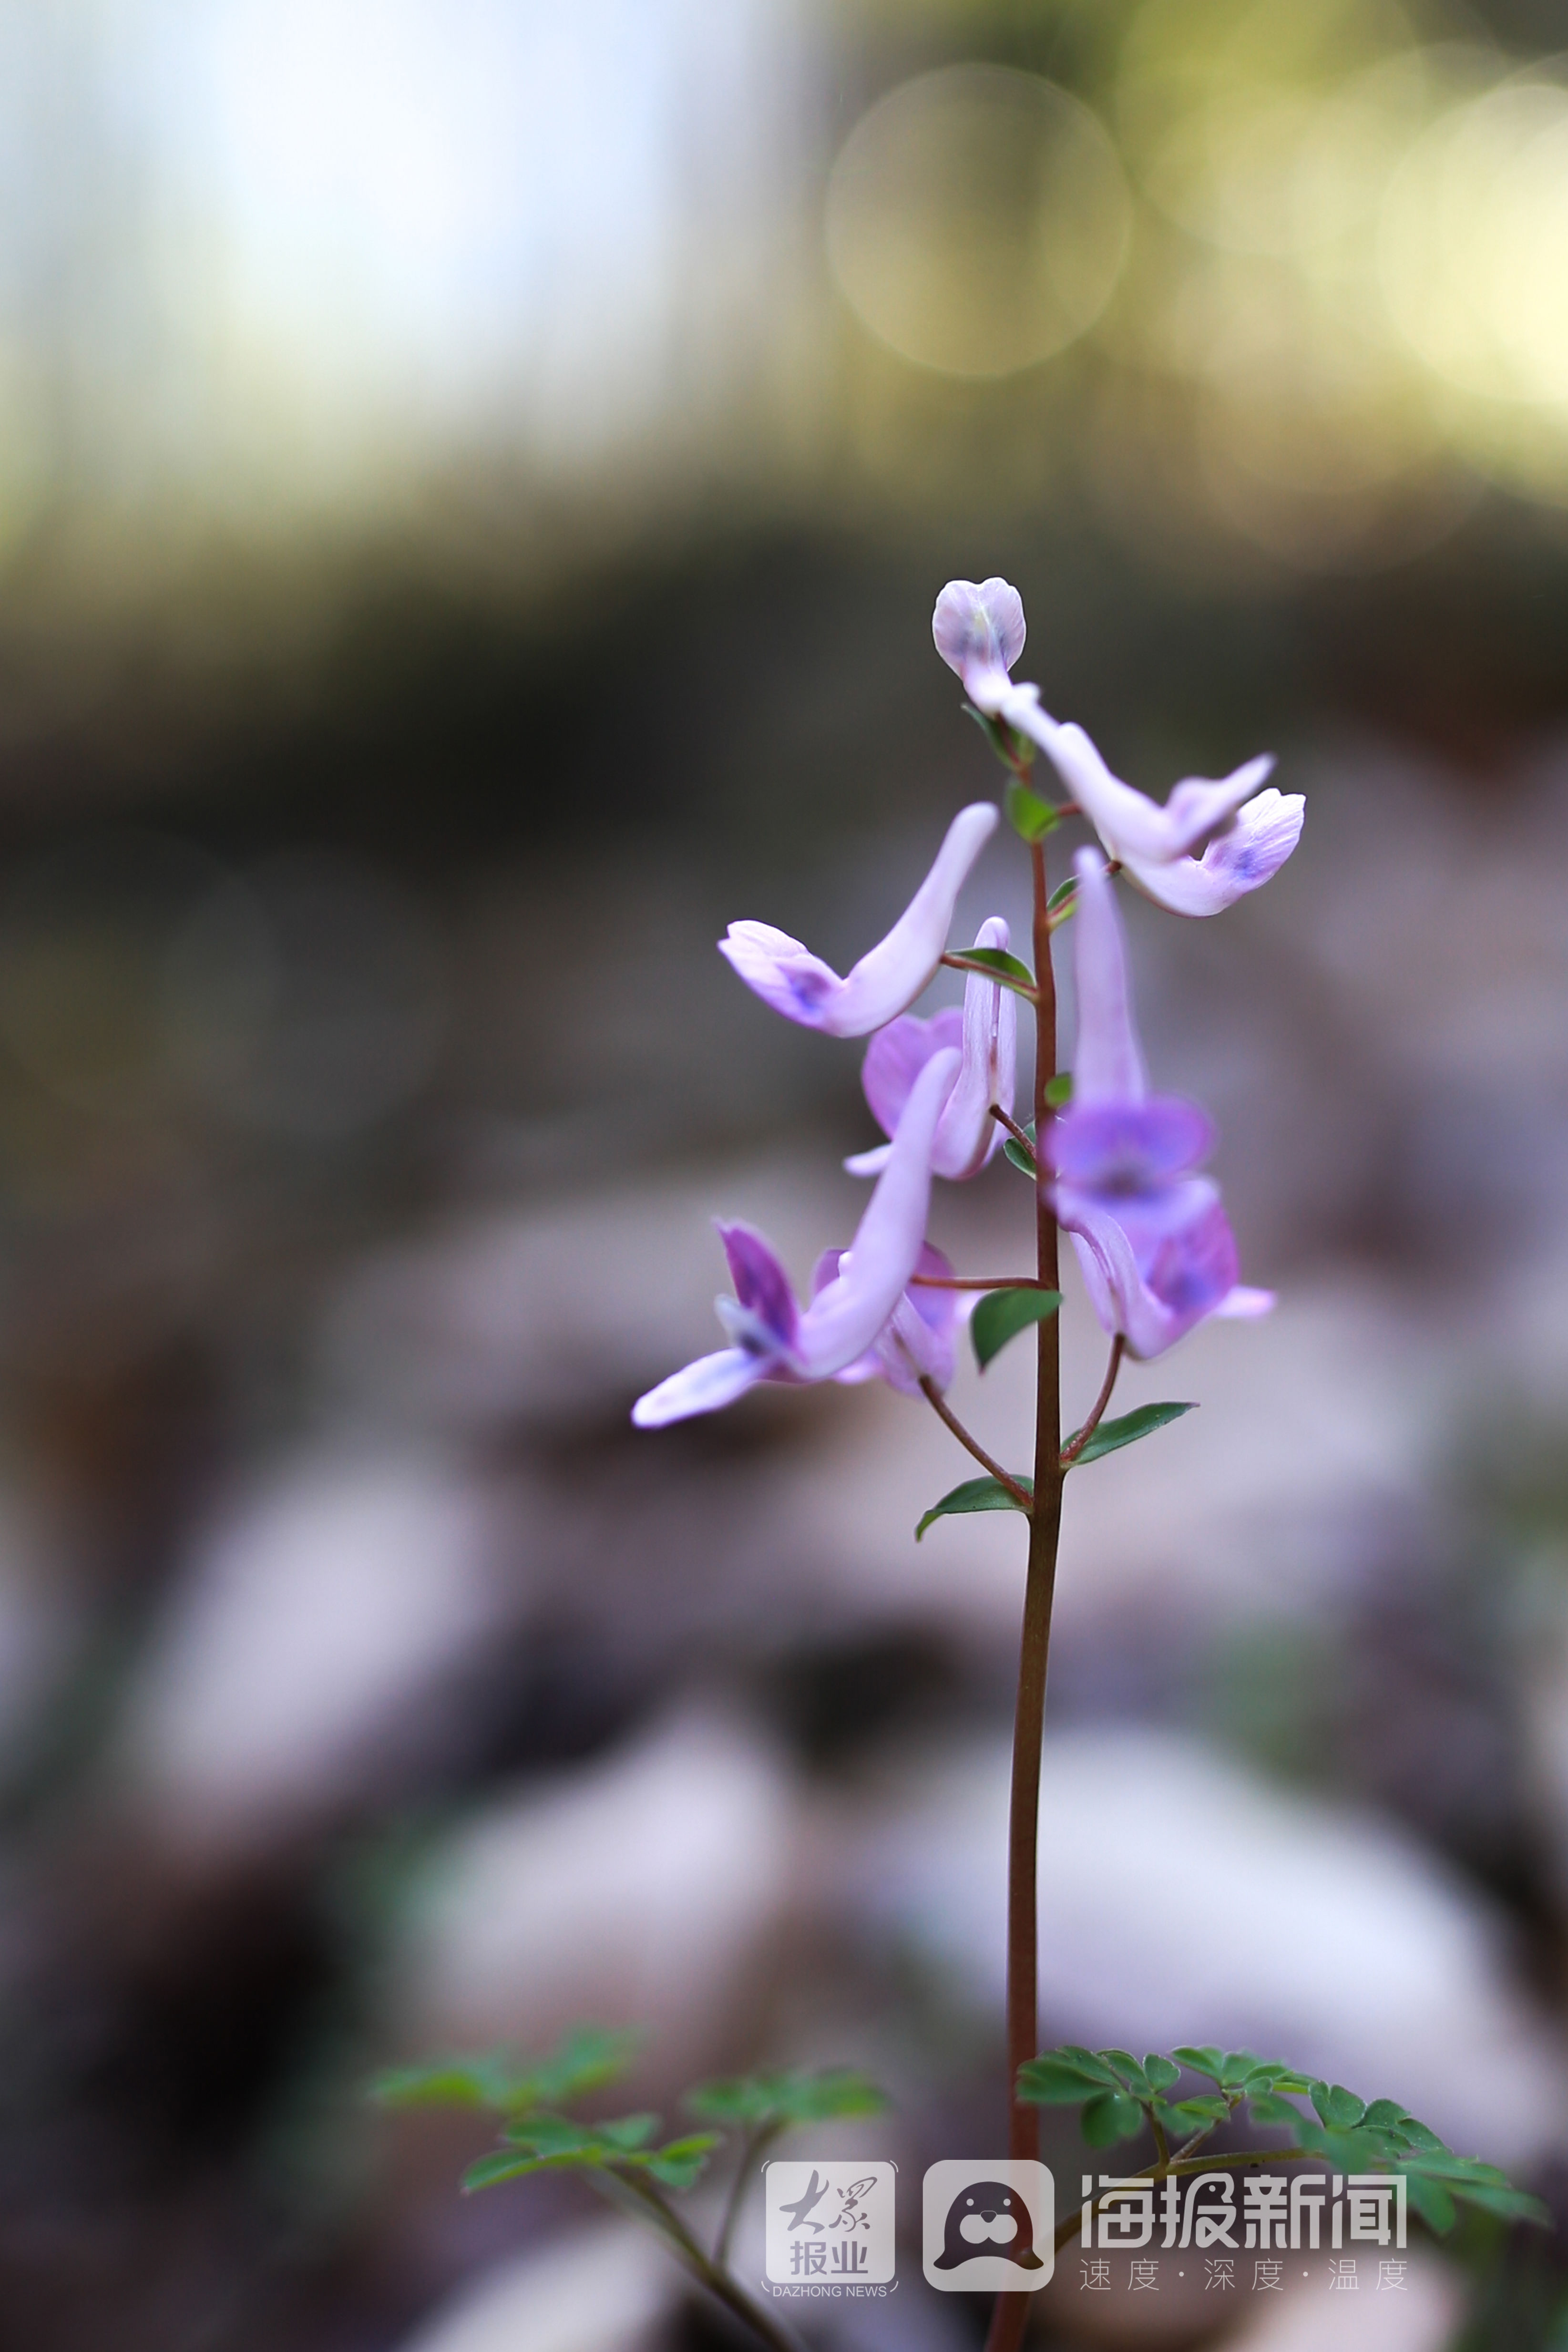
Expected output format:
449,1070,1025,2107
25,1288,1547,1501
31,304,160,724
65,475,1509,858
915,1474,1033,1540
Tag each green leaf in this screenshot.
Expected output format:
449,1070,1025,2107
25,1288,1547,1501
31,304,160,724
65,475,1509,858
961,702,1034,770
916,1475,1032,1540
1163,2095,1230,2126
950,945,1037,994
644,2135,722,2189
500,2112,606,2156
1404,2174,1458,2235
462,2147,552,2190
1003,1121,1037,1175
1362,2099,1409,2131
1311,2082,1368,2131
371,2026,640,2116
1142,2054,1181,2092
467,2113,720,2195
1082,2093,1145,2147
1005,777,1061,842
1171,2045,1227,2082
1247,2093,1304,2126
1099,2050,1152,2096
1046,876,1079,919
686,2067,886,2128
971,1288,1062,1371
1018,2053,1124,2105
1064,1402,1197,1468
1044,1072,1074,1108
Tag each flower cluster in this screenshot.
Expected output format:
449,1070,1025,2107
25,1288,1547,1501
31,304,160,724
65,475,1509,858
633,578,1302,1429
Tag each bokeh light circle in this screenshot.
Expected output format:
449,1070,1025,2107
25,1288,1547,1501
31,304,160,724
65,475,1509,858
824,66,1132,378
1380,72,1568,406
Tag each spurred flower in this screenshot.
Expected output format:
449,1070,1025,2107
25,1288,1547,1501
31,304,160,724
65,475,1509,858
632,1047,959,1426
844,916,1017,1181
929,574,1302,918
813,1240,963,1396
1049,851,1272,1359
1012,706,1303,918
931,578,1027,714
718,804,998,1036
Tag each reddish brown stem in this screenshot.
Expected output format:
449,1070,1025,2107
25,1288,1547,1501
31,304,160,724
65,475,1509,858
911,1275,1046,1292
1060,1336,1125,1469
919,1378,1032,1511
984,842,1064,2352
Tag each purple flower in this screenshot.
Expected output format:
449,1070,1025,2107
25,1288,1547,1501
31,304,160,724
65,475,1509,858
632,1047,960,1426
1049,851,1272,1360
928,574,1302,917
844,917,1018,1181
813,1240,963,1396
931,578,1027,714
718,804,998,1037
1005,702,1302,918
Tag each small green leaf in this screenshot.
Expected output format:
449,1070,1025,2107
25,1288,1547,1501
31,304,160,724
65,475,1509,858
371,2026,640,2117
1142,2054,1181,2092
596,2113,659,2151
1362,2099,1408,2130
1044,1072,1074,1108
950,945,1037,994
1247,2093,1304,2126
916,1475,1032,1540
1082,2092,1145,2147
1019,2056,1121,2106
1005,776,1060,842
1404,2174,1458,2235
1046,876,1078,919
1064,1402,1197,1468
961,703,1034,770
1311,2082,1368,2131
462,2147,550,2190
1099,2050,1152,2096
1164,2095,1230,2126
501,2113,604,2156
971,1288,1062,1371
644,2134,721,2189
1171,2045,1227,2082
1003,1122,1037,1175
686,2067,886,2128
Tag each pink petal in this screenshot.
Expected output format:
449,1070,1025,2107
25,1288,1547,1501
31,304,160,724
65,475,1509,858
860,1007,963,1140
932,578,1026,712
797,1046,958,1376
631,1348,768,1427
1070,851,1147,1105
931,915,1017,1180
1121,789,1305,918
717,804,998,1038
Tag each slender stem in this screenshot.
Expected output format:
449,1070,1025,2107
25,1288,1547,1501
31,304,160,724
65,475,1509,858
714,2122,780,2269
1148,2104,1171,2171
600,2169,810,2352
989,1102,1036,1160
920,1378,1032,1510
984,841,1064,2352
1060,1335,1125,1468
912,1274,1045,1291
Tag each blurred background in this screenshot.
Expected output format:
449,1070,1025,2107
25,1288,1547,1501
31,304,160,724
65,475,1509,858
2,0,1568,2346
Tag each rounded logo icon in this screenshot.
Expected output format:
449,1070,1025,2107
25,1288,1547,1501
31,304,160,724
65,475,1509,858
922,2160,1054,2290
